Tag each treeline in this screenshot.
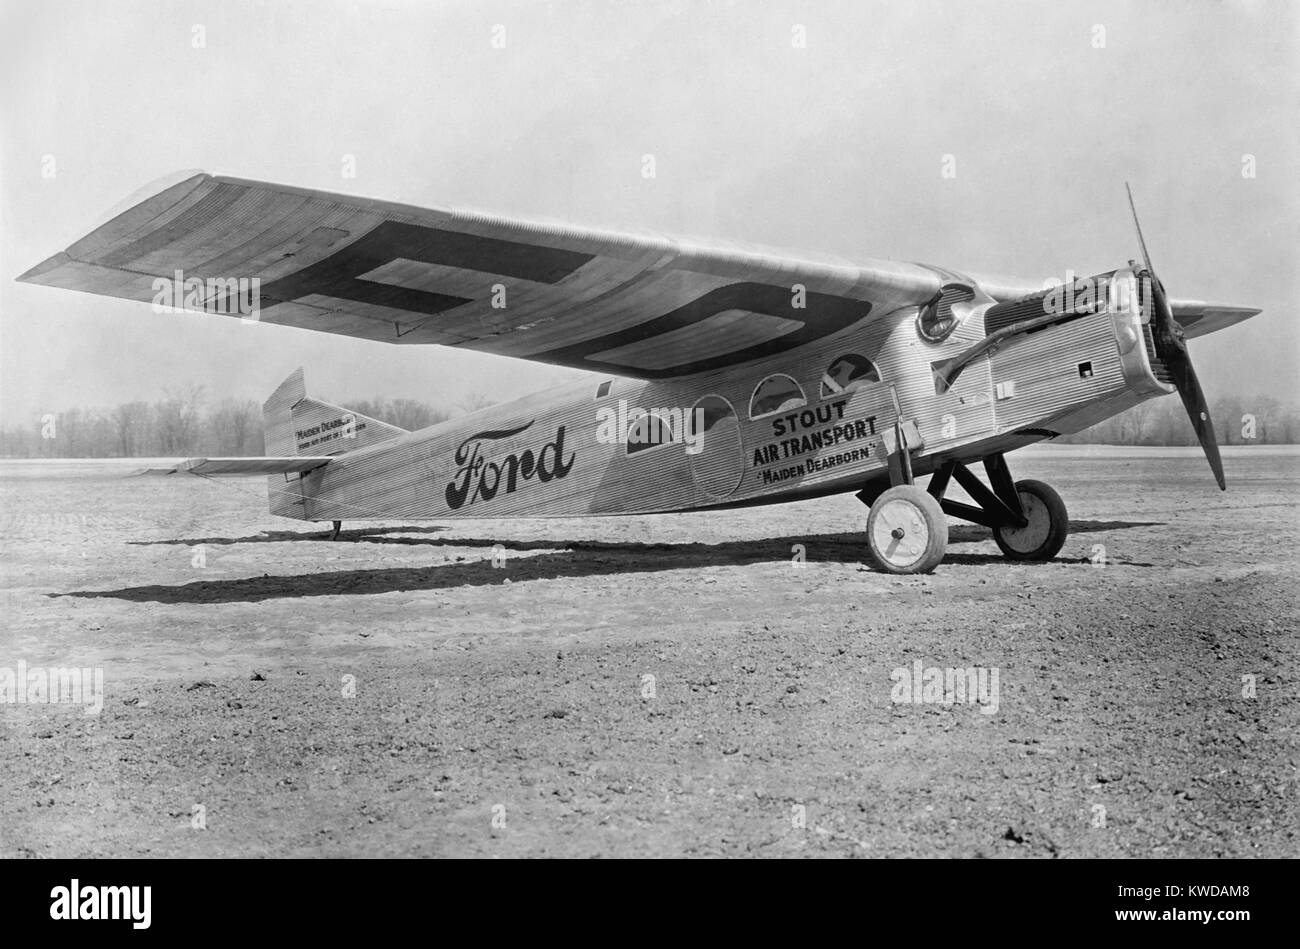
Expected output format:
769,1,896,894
0,388,490,458
1,390,1294,458
0,387,262,458
1055,394,1299,446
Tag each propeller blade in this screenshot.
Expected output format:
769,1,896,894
1163,333,1227,490
1125,182,1156,275
1126,184,1226,490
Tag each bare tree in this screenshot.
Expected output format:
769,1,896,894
55,407,88,457
154,385,205,454
347,399,389,424
111,401,150,456
208,399,260,455
455,390,496,416
341,397,453,431
388,398,452,431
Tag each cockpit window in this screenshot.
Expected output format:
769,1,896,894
749,374,806,419
821,354,881,398
917,284,974,342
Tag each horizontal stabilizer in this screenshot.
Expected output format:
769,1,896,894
135,456,334,476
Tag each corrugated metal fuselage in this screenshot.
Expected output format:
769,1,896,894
270,268,1173,522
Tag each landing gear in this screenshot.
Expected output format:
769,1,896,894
865,485,948,574
857,451,1070,571
328,520,342,541
925,455,1069,563
992,480,1068,561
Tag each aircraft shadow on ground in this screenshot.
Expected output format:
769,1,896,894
61,520,1160,604
129,525,452,546
133,519,1155,551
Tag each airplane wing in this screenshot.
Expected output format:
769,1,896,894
1164,302,1262,340
18,173,945,380
135,456,334,476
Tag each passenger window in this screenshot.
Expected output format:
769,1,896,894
750,374,806,419
688,395,738,437
821,354,881,398
626,414,673,455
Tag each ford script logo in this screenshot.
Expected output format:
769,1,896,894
445,421,576,510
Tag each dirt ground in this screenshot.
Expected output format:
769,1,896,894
1,444,1296,858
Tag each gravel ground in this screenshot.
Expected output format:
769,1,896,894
1,444,1296,857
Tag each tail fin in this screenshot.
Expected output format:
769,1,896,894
262,367,407,457
263,368,407,521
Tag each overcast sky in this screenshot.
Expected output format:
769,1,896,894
2,0,1295,425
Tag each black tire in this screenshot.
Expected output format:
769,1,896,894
993,479,1068,561
866,484,948,574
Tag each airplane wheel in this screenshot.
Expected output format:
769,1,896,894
866,485,948,574
993,480,1068,561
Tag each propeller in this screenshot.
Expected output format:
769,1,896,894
1124,184,1226,490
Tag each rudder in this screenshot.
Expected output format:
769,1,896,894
262,367,408,457
262,368,408,521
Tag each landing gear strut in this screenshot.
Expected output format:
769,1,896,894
858,452,1069,573
328,520,342,541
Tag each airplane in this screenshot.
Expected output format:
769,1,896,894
17,173,1260,573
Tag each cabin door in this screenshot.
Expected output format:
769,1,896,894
687,395,745,499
